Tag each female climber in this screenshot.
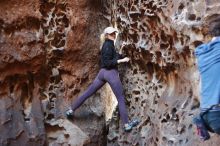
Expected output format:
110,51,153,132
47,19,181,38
66,26,139,132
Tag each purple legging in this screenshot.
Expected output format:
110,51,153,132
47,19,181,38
71,68,129,124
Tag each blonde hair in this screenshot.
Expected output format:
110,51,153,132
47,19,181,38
100,33,107,50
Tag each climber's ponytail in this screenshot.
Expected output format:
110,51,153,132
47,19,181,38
100,33,107,50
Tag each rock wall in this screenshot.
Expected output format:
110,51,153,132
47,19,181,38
1,0,220,146
107,0,220,146
0,0,109,146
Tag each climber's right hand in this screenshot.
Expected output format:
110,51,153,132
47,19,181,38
117,57,130,63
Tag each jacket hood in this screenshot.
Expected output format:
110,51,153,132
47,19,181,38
195,37,220,73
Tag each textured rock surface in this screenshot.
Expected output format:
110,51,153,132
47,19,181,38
107,0,220,146
0,0,108,146
1,0,220,146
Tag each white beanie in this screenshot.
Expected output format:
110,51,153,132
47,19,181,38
104,27,118,34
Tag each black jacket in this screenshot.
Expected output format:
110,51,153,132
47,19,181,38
100,39,123,70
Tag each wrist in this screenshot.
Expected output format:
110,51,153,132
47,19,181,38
117,59,122,64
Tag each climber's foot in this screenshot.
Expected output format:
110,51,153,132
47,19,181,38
66,108,74,120
124,119,140,132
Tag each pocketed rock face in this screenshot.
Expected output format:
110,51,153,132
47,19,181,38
107,0,220,146
0,0,108,146
2,0,220,146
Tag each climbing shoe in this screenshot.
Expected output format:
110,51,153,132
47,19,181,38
193,115,210,141
124,119,140,132
66,109,74,120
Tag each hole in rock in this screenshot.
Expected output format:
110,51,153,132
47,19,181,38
166,114,170,120
193,41,203,48
72,89,80,95
168,140,174,145
162,136,167,142
171,108,177,113
197,17,201,21
20,82,32,110
178,3,184,11
160,43,169,49
24,117,30,122
188,14,196,21
133,90,140,95
45,122,64,133
135,97,139,102
129,13,140,22
47,113,55,120
133,69,138,74
161,118,167,123
64,134,69,138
